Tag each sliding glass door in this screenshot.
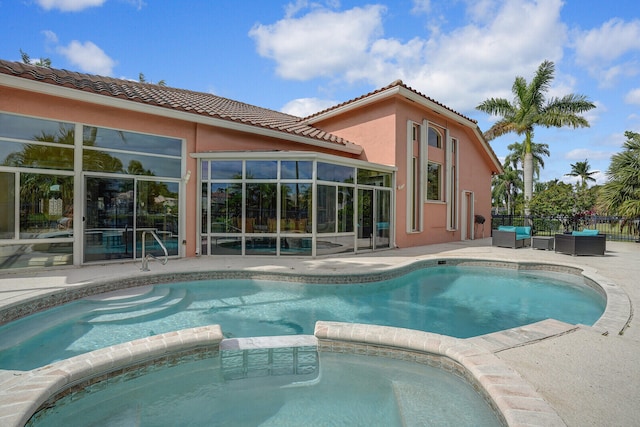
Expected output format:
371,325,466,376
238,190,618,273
84,177,134,262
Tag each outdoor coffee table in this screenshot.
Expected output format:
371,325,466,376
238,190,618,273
532,236,555,250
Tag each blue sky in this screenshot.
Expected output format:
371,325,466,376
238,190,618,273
1,0,639,185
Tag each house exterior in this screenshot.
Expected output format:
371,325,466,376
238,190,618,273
0,59,501,270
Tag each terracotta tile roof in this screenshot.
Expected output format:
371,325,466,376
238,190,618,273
304,79,477,124
0,59,355,148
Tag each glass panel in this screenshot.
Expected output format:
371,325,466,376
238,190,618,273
246,161,277,179
84,177,134,262
317,162,354,183
210,183,243,233
136,180,179,257
245,237,276,255
19,173,74,238
1,141,74,170
428,127,441,148
357,169,392,187
337,186,353,232
210,236,242,255
281,183,311,233
358,189,373,250
83,126,181,156
281,161,312,180
427,163,441,200
246,183,277,232
0,113,74,144
0,242,72,270
316,235,354,255
83,150,181,178
210,161,242,180
376,190,391,249
279,237,312,256
316,185,336,233
0,172,15,239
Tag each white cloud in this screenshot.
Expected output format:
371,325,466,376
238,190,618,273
36,0,106,12
411,0,431,15
564,148,613,162
57,41,116,75
249,5,386,80
572,18,640,86
42,30,59,44
625,88,640,105
251,0,568,111
281,97,338,117
574,18,640,65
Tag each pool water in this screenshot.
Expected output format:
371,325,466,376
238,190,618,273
0,266,605,370
27,351,501,426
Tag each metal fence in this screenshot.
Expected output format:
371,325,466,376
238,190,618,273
491,215,640,242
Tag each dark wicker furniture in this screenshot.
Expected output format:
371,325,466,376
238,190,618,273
492,226,531,249
554,233,606,256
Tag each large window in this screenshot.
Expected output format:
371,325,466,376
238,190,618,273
0,113,76,269
427,162,441,201
0,112,184,270
201,157,392,257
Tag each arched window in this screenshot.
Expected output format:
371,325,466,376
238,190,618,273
428,127,442,148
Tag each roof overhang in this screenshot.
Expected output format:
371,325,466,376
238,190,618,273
0,74,363,155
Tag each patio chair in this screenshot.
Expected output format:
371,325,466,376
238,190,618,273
492,226,531,248
554,229,606,256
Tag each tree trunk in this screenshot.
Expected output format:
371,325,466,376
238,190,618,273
523,152,533,215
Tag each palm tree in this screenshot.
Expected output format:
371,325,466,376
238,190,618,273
476,60,595,214
600,131,640,220
565,159,597,188
492,165,522,215
504,140,550,182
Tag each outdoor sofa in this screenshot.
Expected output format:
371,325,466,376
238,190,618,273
492,225,531,248
555,229,606,256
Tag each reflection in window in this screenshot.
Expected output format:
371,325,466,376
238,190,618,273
19,173,74,238
427,162,441,201
83,150,181,178
1,141,74,171
83,126,181,156
317,162,354,183
209,183,243,233
281,161,312,180
246,161,277,179
210,161,242,180
338,186,354,232
0,113,74,144
0,172,15,239
136,180,179,256
428,127,442,148
246,183,277,232
281,183,311,232
317,185,336,233
357,168,392,187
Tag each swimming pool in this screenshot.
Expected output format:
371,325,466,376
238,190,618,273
0,264,605,371
26,349,501,426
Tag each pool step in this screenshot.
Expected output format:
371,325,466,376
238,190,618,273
392,380,438,426
86,287,172,314
87,288,188,324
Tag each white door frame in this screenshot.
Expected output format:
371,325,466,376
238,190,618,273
461,191,474,241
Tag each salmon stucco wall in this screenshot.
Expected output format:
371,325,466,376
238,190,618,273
309,95,497,248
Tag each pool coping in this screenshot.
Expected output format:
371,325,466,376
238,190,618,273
0,258,633,426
